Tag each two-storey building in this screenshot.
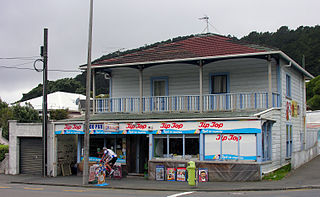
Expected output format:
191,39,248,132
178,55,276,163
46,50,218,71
52,33,313,181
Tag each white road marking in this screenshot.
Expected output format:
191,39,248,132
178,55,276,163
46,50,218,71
63,189,86,192
167,191,194,197
24,187,44,191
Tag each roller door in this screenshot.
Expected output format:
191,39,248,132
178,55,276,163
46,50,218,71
20,137,43,175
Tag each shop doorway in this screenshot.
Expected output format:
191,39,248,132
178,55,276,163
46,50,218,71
127,135,148,174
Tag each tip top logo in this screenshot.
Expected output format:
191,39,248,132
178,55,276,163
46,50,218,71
64,124,82,130
126,123,147,130
199,122,223,129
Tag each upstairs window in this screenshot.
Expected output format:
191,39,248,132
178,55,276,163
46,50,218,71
211,74,228,94
286,74,291,98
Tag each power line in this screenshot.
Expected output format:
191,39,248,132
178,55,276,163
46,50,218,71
0,63,81,73
0,56,41,60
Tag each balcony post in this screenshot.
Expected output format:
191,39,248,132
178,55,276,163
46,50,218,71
268,56,272,108
92,69,96,114
199,60,203,113
139,66,143,113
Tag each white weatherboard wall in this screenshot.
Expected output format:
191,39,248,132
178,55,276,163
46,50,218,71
8,120,54,176
261,59,307,173
110,58,278,98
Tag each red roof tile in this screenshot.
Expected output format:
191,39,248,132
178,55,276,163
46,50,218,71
92,34,274,67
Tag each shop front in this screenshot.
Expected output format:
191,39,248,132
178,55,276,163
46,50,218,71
54,118,271,181
54,122,149,176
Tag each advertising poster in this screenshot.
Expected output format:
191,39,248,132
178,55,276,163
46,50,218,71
112,164,122,179
176,167,187,181
166,168,176,181
155,165,165,181
198,168,208,182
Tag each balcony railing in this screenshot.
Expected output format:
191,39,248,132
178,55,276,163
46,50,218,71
95,92,280,113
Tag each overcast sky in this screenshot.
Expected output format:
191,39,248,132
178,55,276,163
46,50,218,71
0,0,319,104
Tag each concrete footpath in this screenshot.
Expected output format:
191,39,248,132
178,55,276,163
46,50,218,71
1,155,320,192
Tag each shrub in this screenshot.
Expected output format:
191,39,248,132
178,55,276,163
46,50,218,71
0,144,8,162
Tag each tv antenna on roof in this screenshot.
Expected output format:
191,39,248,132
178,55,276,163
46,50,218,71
199,15,209,33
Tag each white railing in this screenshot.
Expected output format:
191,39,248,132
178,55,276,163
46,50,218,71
95,92,280,113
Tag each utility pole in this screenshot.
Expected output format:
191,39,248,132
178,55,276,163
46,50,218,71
41,28,48,177
33,28,48,177
83,0,93,185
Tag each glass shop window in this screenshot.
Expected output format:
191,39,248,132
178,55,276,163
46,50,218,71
185,136,199,157
153,134,199,159
154,135,167,158
169,135,183,156
89,136,104,157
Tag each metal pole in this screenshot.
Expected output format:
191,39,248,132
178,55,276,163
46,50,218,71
42,28,48,177
92,69,96,114
268,56,272,108
83,0,93,185
139,67,143,113
199,60,203,113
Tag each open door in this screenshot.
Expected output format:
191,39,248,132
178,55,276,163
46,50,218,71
127,135,148,174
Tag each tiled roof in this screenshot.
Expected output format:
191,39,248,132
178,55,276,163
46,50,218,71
91,34,275,67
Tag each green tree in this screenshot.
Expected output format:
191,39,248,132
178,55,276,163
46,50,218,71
49,109,69,120
307,76,320,110
11,103,41,123
0,99,13,140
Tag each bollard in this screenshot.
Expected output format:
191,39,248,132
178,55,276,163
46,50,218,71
186,161,196,186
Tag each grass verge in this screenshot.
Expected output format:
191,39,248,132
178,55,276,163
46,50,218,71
262,164,291,181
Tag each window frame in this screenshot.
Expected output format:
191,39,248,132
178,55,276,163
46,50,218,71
153,134,199,159
286,74,291,98
209,72,230,94
286,124,293,158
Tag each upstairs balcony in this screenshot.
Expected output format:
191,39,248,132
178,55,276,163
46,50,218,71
95,92,280,113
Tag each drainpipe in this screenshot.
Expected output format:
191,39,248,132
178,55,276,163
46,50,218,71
139,66,143,113
199,60,203,113
268,56,272,108
92,69,96,114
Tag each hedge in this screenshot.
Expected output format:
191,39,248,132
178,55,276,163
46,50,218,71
0,145,9,162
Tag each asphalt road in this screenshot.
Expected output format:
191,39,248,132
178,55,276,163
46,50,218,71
1,183,320,197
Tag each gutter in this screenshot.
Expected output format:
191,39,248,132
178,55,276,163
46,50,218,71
79,51,281,70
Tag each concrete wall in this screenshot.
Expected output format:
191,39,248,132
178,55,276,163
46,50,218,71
0,128,9,145
8,120,54,176
291,142,318,169
0,153,9,174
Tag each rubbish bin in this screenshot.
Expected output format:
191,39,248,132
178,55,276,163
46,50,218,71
186,161,196,186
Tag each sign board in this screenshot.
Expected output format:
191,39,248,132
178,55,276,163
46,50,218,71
204,134,257,161
55,120,261,135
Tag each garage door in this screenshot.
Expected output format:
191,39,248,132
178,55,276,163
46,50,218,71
20,137,43,175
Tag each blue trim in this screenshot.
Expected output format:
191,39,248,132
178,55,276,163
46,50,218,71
204,155,257,161
201,128,261,134
209,72,230,94
109,77,112,98
182,134,185,158
256,132,262,162
149,134,153,160
286,74,292,98
167,135,170,156
150,76,169,96
199,133,204,161
237,134,240,160
77,135,81,163
220,133,222,161
277,64,282,107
